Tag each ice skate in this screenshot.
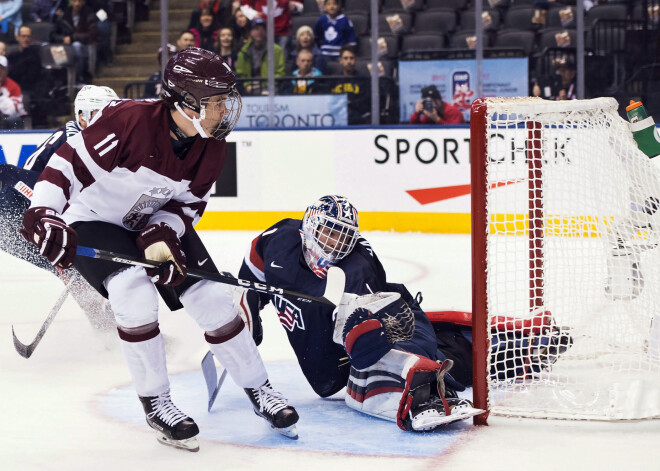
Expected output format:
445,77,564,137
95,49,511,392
244,380,299,439
139,392,200,452
410,396,484,431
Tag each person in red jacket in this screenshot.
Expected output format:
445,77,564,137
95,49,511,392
0,55,26,129
409,85,465,125
240,0,302,55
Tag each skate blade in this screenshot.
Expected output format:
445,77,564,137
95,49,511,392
156,433,200,452
272,424,298,440
412,407,485,431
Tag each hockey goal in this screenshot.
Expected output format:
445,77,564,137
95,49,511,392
471,97,660,424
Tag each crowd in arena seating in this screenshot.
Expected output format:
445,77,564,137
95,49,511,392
0,0,657,129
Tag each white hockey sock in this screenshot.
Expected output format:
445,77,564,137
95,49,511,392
208,326,268,389
119,332,170,397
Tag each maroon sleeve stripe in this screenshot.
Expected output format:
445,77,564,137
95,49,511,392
57,144,96,190
38,167,72,201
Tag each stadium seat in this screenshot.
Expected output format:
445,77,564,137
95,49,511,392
378,11,413,35
356,58,396,78
503,5,541,31
382,0,424,13
547,5,577,29
25,21,55,44
459,9,501,31
291,13,319,36
426,0,469,11
344,0,371,14
494,29,537,55
538,28,578,51
449,30,492,49
357,34,399,59
400,33,445,52
348,12,370,36
587,3,630,27
302,0,321,14
414,9,458,34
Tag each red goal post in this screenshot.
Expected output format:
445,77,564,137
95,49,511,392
470,97,660,424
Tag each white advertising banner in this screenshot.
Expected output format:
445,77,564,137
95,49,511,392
0,127,473,232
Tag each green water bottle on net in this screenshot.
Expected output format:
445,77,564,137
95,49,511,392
626,100,660,159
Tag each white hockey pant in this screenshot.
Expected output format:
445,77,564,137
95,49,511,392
105,267,266,396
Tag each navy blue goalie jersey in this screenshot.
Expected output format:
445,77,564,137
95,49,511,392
238,218,439,397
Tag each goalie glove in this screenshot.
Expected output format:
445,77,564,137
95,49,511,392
333,292,415,369
136,223,187,286
20,206,78,269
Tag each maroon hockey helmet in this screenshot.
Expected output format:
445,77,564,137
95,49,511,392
161,47,241,140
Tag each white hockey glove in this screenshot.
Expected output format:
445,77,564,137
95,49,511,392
332,292,404,345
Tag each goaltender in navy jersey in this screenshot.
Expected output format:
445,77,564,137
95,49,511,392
239,218,440,397
32,99,226,236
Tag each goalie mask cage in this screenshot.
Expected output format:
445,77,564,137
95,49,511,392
470,97,660,424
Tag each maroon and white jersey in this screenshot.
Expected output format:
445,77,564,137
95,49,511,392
30,100,227,237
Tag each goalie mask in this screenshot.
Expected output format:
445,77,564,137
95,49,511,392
74,85,118,126
300,195,359,278
161,47,241,140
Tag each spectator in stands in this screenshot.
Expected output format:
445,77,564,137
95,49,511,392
240,0,302,56
0,0,23,39
0,40,5,56
87,0,113,66
236,17,285,95
143,43,177,99
532,55,577,101
176,30,196,50
7,26,41,96
217,26,237,70
51,0,98,83
330,45,369,125
314,0,356,62
409,85,465,125
288,25,325,74
283,48,321,95
0,55,26,129
189,7,219,52
189,0,236,31
30,0,57,22
554,56,576,100
231,8,250,50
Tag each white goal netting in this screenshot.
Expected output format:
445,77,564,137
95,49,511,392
476,97,660,420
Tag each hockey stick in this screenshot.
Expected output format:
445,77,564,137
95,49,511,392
201,351,228,412
11,288,69,359
76,246,346,306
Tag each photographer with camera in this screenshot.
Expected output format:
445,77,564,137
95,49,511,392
409,85,465,125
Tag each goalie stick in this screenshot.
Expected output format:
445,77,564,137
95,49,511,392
76,246,347,306
12,288,69,358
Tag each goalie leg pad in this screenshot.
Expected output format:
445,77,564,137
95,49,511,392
344,349,451,431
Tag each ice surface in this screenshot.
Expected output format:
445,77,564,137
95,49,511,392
1,231,658,471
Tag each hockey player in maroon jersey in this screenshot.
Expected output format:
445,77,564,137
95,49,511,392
20,48,299,450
